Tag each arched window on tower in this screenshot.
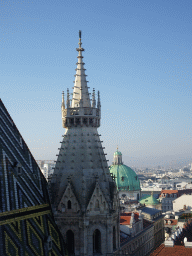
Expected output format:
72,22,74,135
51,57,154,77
93,229,101,254
67,200,72,209
66,230,74,255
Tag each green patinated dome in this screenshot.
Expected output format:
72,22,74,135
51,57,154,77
109,164,141,191
139,194,160,205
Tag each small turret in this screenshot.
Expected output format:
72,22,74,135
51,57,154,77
67,88,70,108
92,88,96,108
97,91,101,109
61,91,65,109
61,91,67,127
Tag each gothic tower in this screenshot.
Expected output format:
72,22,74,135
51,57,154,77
50,31,120,255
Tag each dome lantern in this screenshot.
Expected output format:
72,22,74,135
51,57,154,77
113,146,122,165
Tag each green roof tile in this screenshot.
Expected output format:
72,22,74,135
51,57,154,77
109,164,140,191
139,195,160,205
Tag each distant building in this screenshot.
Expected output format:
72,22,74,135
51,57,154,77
40,162,55,180
151,219,192,255
119,207,164,255
159,190,178,212
164,218,178,238
120,211,154,255
140,207,164,249
139,193,162,210
159,189,192,213
110,148,141,200
173,195,192,212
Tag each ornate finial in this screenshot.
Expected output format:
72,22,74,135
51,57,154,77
61,91,65,109
97,91,101,109
67,88,70,108
117,145,118,151
92,88,96,108
78,30,82,48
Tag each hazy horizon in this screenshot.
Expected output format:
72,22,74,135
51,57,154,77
1,0,192,168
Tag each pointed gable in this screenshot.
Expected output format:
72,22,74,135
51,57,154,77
86,182,109,215
58,182,80,214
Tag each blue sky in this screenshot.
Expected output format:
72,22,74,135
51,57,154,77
1,0,192,168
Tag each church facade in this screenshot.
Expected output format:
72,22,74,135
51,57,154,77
50,32,120,255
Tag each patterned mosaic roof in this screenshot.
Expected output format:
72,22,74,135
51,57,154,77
0,99,65,255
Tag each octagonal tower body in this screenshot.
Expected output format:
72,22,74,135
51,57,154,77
50,32,120,255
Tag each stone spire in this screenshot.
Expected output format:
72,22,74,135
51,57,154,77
61,31,101,128
97,90,101,109
61,91,65,109
71,30,91,108
51,31,119,255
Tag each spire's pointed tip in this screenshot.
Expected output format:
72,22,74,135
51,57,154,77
117,145,118,151
79,30,82,39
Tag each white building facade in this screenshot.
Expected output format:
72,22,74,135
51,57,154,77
173,195,192,212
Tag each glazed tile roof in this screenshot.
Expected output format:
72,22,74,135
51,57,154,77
150,244,192,255
0,99,66,255
139,194,160,205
